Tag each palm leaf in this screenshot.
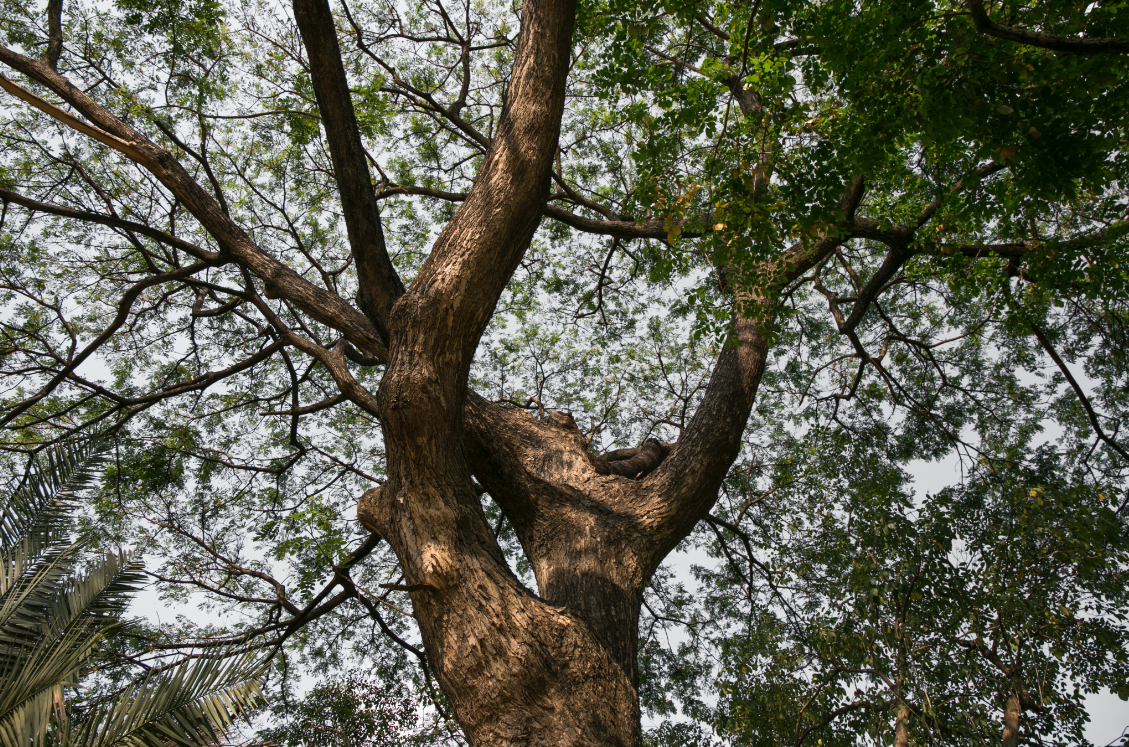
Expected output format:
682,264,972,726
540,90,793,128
69,654,266,747
0,438,266,747
1,438,109,601
0,683,60,747
48,552,147,640
0,552,144,747
1,439,125,655
0,619,117,747
0,439,107,553
0,540,85,654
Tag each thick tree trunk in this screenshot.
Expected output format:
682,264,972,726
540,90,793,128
0,0,858,742
361,401,653,744
295,0,841,739
359,323,773,744
349,0,654,738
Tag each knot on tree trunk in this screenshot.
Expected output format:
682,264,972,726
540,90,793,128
357,485,389,536
592,438,671,479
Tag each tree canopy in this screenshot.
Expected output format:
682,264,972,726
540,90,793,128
1,0,1127,744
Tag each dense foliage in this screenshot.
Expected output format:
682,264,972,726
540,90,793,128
1,0,1127,744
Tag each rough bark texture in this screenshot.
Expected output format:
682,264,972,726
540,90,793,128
355,0,653,740
894,704,909,747
1002,694,1021,747
358,156,842,742
966,0,1129,54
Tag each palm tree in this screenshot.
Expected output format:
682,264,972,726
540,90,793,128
0,439,265,747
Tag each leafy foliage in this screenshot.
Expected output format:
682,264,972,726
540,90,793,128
258,670,447,747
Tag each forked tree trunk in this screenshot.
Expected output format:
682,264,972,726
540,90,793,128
288,0,793,732
0,0,855,741
361,342,774,747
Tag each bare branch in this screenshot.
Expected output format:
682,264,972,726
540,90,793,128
0,187,217,260
0,261,215,429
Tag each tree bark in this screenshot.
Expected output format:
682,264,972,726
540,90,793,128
894,704,909,747
352,0,653,739
357,174,850,743
292,0,405,340
0,1,856,741
1002,693,1021,747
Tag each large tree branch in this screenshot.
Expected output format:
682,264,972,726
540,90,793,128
642,178,866,557
240,285,383,417
967,0,1129,54
292,0,405,340
838,242,912,333
0,50,388,360
544,203,701,239
823,162,1008,338
592,439,671,478
44,0,64,69
386,0,577,374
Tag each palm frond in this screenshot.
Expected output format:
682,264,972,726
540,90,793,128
0,551,144,739
0,619,118,747
0,540,85,653
1,438,109,596
0,439,267,747
0,683,60,747
1,439,120,653
49,552,147,640
70,655,266,747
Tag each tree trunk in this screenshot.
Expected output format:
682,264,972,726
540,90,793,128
894,704,909,747
1002,693,1021,747
359,314,774,744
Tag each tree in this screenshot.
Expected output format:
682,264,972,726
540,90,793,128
0,0,1126,744
699,442,1129,747
257,669,443,747
0,439,265,747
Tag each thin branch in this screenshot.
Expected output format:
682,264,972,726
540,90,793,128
0,187,217,260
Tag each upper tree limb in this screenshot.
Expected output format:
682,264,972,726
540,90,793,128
292,0,405,340
966,0,1129,54
0,50,388,360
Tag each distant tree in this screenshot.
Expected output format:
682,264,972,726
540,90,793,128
699,442,1129,747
